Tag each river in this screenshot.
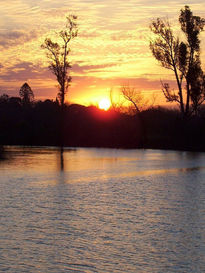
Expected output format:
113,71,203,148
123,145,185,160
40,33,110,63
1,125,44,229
0,146,205,272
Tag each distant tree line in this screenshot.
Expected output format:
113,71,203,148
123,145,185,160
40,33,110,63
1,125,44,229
1,88,205,151
0,90,141,148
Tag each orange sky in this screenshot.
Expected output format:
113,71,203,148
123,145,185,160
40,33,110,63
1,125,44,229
0,1,205,106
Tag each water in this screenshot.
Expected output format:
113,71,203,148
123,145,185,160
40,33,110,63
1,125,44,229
0,146,205,272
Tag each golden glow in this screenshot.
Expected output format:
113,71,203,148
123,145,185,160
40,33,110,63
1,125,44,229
98,98,111,111
0,2,204,106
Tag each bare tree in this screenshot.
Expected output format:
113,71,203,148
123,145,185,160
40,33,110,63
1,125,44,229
41,15,78,107
121,85,149,114
19,82,34,105
110,85,154,115
119,85,149,147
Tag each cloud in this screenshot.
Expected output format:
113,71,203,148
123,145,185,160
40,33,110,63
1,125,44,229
72,63,117,74
0,30,38,48
0,61,50,82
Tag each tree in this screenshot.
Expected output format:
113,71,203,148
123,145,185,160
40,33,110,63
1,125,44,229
19,82,34,105
179,6,205,115
150,18,184,113
41,15,78,107
0,93,9,103
110,85,154,115
121,85,150,114
150,6,205,116
119,85,151,147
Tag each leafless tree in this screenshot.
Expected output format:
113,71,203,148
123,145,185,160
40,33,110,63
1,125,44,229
120,85,149,114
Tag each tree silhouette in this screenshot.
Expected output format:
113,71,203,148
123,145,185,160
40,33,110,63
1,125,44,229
179,6,205,115
19,82,34,105
120,85,149,147
0,94,9,103
121,85,149,114
150,6,205,117
150,18,183,112
110,86,151,115
41,15,78,107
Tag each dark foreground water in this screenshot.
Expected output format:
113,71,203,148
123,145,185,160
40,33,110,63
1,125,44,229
0,146,205,272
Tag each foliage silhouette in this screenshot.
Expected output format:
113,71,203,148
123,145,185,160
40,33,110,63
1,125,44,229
41,15,78,107
150,6,205,117
1,93,205,151
19,83,34,105
179,6,205,115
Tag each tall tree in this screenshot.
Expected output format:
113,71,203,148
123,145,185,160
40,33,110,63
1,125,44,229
41,15,78,107
19,82,34,105
150,6,205,116
179,6,205,115
150,18,184,114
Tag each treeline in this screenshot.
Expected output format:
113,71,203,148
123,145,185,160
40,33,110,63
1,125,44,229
1,94,205,151
0,94,137,148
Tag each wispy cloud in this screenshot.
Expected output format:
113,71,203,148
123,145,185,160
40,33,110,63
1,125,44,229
0,30,38,48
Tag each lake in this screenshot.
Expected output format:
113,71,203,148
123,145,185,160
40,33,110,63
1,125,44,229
0,146,205,272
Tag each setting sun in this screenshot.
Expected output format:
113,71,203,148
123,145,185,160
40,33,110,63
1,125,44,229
98,98,111,111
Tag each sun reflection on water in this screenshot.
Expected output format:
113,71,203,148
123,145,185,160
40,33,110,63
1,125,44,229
0,147,205,272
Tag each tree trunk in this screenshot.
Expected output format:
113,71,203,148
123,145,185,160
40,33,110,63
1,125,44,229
173,66,185,116
185,80,190,117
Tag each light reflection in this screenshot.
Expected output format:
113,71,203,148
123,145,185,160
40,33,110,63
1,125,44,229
0,147,205,272
60,147,64,172
1,147,205,186
57,147,65,184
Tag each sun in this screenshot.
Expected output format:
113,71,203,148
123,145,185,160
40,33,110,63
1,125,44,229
98,98,111,111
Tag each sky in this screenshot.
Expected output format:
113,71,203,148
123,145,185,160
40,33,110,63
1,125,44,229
0,0,205,106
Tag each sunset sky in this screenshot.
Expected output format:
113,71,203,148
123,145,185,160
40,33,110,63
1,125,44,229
0,0,205,106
